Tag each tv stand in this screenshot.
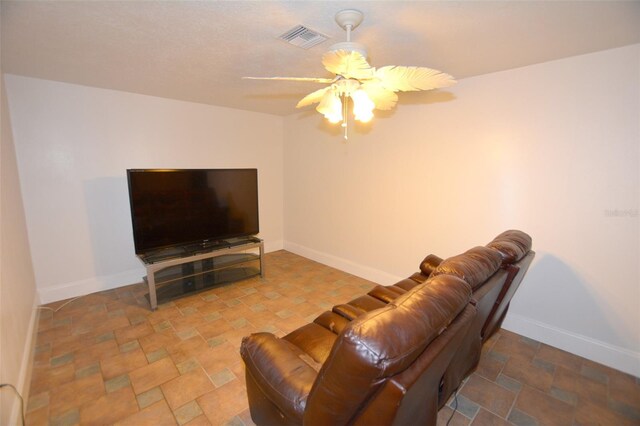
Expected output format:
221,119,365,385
138,238,264,310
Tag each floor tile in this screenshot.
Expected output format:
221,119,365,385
514,385,574,425
460,374,516,418
474,350,506,381
495,373,522,393
534,343,582,373
48,373,105,418
79,386,138,424
50,408,79,426
100,347,148,380
573,398,638,426
129,357,180,395
209,368,236,388
115,399,177,426
25,391,49,413
551,365,608,405
114,322,154,345
161,368,216,410
502,356,554,393
447,393,480,419
471,408,513,425
185,414,212,426
136,386,165,410
507,407,538,426
174,400,204,425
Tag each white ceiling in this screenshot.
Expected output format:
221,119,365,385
2,1,639,116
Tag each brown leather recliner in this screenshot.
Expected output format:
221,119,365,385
240,230,534,425
327,231,534,406
241,275,476,425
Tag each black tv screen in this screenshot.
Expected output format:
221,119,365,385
127,169,259,255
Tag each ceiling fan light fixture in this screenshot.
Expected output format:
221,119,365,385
334,78,360,96
244,8,456,140
317,89,343,123
352,89,375,123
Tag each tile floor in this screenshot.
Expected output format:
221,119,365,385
25,250,639,425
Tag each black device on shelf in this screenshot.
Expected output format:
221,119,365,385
126,168,259,256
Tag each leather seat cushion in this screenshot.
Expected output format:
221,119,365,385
369,285,405,303
314,311,350,335
283,323,339,365
396,277,422,290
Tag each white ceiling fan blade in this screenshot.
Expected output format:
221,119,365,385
361,81,398,111
296,87,331,108
322,50,374,80
374,66,456,92
243,76,336,83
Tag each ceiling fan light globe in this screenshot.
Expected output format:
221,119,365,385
352,89,375,123
317,90,343,123
354,112,373,123
326,113,343,124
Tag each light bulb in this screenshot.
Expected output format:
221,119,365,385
316,90,343,124
352,89,374,123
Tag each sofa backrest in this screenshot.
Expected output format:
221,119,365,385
486,229,532,265
430,246,503,289
482,230,535,340
303,275,472,425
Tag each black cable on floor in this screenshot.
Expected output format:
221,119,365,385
0,383,25,426
446,388,459,426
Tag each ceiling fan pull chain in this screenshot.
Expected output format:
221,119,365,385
342,94,349,140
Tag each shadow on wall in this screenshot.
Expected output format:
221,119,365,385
512,253,633,351
83,176,140,277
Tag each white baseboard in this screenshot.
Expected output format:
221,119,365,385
283,241,402,286
264,239,284,253
9,295,40,425
38,267,146,304
502,313,640,377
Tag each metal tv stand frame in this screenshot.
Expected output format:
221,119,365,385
138,237,264,310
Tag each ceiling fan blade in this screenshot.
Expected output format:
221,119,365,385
243,76,336,83
361,82,398,111
296,87,331,108
374,66,456,92
322,50,374,80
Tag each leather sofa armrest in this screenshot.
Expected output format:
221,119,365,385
240,332,319,423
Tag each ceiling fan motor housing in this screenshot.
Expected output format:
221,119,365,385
334,9,364,31
329,9,368,58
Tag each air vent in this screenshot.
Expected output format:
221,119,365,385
278,25,329,49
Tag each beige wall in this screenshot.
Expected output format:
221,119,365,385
283,44,640,376
4,75,284,303
1,75,38,424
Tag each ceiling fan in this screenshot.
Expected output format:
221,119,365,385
244,9,456,139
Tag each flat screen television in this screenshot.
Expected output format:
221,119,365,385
127,168,259,255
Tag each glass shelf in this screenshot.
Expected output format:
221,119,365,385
138,238,264,309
